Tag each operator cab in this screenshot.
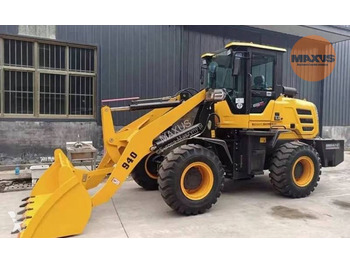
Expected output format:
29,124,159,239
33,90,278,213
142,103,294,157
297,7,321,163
201,42,286,114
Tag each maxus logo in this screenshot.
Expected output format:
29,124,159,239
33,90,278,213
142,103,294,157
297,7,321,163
291,54,335,63
290,35,336,82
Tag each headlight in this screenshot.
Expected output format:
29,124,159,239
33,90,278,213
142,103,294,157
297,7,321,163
205,89,226,102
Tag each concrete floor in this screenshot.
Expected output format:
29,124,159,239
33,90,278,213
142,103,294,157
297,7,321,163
1,152,349,238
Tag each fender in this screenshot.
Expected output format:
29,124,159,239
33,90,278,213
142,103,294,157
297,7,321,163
190,137,233,167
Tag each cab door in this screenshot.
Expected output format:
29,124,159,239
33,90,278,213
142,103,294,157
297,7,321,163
214,50,251,129
248,49,278,114
221,51,249,115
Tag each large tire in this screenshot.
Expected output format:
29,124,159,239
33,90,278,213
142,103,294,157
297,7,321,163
131,153,160,190
158,144,225,215
269,141,321,198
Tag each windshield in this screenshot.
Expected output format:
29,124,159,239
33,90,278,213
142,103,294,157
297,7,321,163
207,50,233,89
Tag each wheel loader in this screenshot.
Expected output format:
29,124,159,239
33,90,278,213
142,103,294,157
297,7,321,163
12,42,344,238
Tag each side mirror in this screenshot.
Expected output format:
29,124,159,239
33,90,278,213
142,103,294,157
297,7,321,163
232,51,250,76
248,73,253,87
208,62,218,88
199,58,208,85
200,65,206,85
233,57,241,76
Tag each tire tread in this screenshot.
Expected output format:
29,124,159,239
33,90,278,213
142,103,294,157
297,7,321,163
269,141,321,198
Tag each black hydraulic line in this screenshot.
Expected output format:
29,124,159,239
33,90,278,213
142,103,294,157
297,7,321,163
130,96,172,104
129,101,182,111
175,88,199,96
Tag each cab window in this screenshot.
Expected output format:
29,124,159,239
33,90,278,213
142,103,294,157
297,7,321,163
207,51,233,89
251,53,275,91
251,53,275,113
206,50,246,114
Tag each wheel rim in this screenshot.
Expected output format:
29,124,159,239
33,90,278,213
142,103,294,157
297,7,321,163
292,156,315,187
144,153,158,179
180,162,214,200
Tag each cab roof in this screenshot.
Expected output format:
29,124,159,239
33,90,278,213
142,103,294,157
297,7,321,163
200,53,215,59
225,42,286,52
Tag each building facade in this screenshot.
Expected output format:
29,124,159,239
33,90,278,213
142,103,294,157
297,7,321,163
0,25,349,164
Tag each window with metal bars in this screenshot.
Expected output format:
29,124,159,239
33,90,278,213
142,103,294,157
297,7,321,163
40,74,66,115
39,44,66,70
69,76,93,115
69,47,95,72
0,36,96,118
4,39,34,67
4,71,34,114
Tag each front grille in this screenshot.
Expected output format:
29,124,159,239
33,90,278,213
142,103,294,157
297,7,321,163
302,126,314,131
300,118,313,124
296,109,312,115
297,109,314,132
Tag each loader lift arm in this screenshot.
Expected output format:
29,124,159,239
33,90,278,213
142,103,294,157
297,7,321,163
16,89,207,238
92,89,206,206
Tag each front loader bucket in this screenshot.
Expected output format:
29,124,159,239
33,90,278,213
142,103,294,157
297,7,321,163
11,90,207,238
16,149,92,238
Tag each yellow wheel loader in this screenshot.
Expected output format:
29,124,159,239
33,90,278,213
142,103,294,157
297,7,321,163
13,42,344,237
